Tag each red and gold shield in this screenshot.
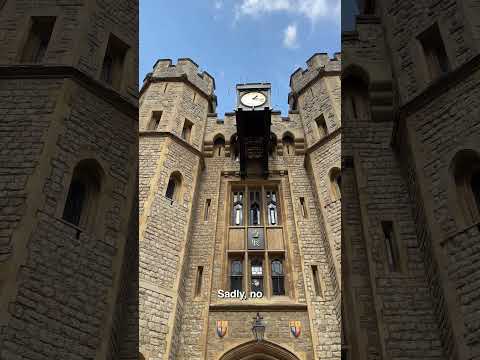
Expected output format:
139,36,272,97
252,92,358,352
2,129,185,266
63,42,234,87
216,320,228,338
289,320,301,338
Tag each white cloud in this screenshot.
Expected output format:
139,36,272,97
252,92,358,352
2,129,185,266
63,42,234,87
235,0,340,22
283,24,298,48
214,0,223,10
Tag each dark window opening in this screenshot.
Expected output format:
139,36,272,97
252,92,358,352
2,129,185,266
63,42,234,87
195,266,203,297
311,265,323,297
300,197,307,218
382,221,401,272
315,114,328,139
101,34,129,89
249,191,261,225
147,111,162,130
419,24,450,81
181,119,193,142
471,170,480,214
214,137,225,157
63,180,86,226
271,259,285,295
21,17,56,63
204,199,211,221
230,259,243,292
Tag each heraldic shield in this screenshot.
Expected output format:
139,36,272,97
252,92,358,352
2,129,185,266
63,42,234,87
289,321,301,338
216,320,228,338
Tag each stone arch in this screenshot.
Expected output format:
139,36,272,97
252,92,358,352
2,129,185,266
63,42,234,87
219,340,300,360
282,132,295,156
165,170,183,202
342,64,370,87
213,134,226,157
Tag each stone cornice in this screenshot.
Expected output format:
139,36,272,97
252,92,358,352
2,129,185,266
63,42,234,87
305,127,341,155
209,303,308,312
393,53,480,147
0,64,138,118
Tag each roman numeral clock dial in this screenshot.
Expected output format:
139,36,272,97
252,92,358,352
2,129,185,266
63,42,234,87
240,91,267,108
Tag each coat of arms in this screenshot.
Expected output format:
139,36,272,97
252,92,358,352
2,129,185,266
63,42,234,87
289,320,301,338
216,320,228,338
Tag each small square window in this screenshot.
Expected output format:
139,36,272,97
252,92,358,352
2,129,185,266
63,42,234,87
181,119,193,143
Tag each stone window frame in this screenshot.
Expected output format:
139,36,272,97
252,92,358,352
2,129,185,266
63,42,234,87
146,110,163,131
16,11,62,64
60,158,105,233
100,33,130,91
165,171,183,203
379,220,407,274
224,181,293,300
329,167,341,201
413,20,453,90
213,134,226,157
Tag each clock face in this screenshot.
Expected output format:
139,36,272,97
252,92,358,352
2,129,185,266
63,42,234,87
240,91,267,107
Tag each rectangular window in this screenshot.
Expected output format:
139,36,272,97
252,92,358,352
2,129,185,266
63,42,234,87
231,191,244,225
311,265,323,297
204,198,211,221
265,190,280,225
249,190,262,225
299,197,308,218
147,111,162,130
195,266,203,297
271,259,285,295
250,258,264,294
181,119,193,142
381,221,401,272
21,17,56,63
230,259,243,292
315,114,328,139
419,24,449,81
101,34,129,89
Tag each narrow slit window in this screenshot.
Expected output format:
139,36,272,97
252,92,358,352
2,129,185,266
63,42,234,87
266,190,279,225
419,24,450,81
311,265,323,297
249,190,261,225
382,221,401,272
21,17,56,63
204,199,211,221
147,111,162,130
195,266,203,297
299,197,307,218
101,34,129,89
181,119,193,143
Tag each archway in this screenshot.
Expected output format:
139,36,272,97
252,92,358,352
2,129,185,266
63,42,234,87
219,340,300,360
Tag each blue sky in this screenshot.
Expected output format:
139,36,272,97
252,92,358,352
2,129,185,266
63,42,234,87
140,0,341,116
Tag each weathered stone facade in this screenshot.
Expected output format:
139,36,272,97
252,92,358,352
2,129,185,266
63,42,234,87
0,1,138,359
139,53,342,359
343,1,480,359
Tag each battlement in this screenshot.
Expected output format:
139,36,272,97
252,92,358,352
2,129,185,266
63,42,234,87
149,58,215,96
289,52,341,93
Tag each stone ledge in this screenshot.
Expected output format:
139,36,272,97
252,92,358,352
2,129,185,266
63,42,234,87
0,64,138,118
209,303,308,312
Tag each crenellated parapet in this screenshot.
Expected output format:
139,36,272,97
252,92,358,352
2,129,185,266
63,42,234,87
289,52,341,94
142,58,215,97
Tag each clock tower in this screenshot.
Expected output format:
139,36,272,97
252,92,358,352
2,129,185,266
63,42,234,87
235,83,272,178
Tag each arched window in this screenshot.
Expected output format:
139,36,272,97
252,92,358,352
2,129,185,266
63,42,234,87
249,190,261,225
266,190,279,225
62,159,103,228
271,259,285,295
230,134,240,161
251,258,264,293
452,150,480,223
282,134,295,155
230,259,243,291
269,133,277,160
330,167,341,201
232,191,244,225
165,171,182,202
213,135,225,157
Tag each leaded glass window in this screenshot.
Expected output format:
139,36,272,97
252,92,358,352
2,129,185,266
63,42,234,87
271,259,285,295
232,191,244,225
230,260,243,291
266,191,278,225
249,191,261,225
